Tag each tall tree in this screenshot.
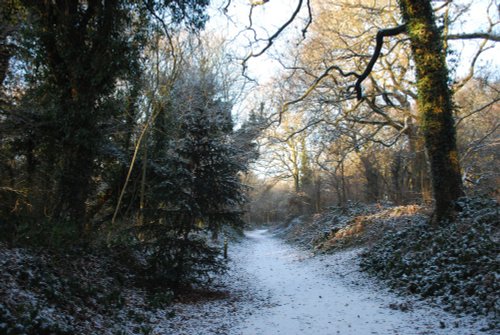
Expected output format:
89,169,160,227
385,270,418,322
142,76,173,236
398,0,464,221
21,0,145,230
241,0,500,221
12,0,211,233
144,66,246,287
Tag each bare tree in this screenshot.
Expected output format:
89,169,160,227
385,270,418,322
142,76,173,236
238,0,499,222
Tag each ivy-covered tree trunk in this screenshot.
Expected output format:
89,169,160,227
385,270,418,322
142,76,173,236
30,1,119,230
399,0,464,222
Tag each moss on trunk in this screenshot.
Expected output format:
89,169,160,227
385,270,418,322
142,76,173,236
398,0,464,222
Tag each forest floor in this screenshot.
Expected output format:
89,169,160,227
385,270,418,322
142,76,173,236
225,229,492,335
1,204,497,334
153,228,493,334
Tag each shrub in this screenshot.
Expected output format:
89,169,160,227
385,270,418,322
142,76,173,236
142,225,227,290
360,197,499,324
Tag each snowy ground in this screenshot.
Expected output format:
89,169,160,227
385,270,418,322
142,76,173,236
158,229,493,335
2,229,493,334
225,229,492,335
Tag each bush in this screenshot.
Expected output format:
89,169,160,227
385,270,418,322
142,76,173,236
143,228,227,291
360,197,499,325
5,218,82,249
0,302,74,335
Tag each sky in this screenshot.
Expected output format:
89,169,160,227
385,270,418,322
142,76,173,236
448,0,500,78
206,0,308,82
206,0,499,80
204,0,499,123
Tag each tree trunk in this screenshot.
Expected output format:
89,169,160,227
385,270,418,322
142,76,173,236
390,151,404,205
407,124,432,204
399,0,464,222
313,173,321,212
54,103,96,231
0,43,10,87
360,154,380,203
56,144,93,228
341,161,347,206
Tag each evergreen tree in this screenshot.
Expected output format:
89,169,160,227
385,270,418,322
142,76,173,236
143,70,247,288
0,0,212,241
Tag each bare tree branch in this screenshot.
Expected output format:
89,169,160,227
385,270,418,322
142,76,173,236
456,96,500,127
242,0,305,70
302,0,313,39
276,64,360,125
446,33,500,42
270,118,326,142
144,1,178,62
223,0,232,13
461,122,500,161
353,24,407,100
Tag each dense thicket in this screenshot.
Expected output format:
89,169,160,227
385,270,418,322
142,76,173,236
360,197,499,326
0,0,253,290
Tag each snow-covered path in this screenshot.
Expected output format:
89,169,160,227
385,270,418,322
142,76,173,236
229,229,486,335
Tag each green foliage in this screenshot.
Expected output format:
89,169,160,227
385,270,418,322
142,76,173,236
0,218,82,249
361,197,499,322
0,0,212,242
0,0,242,309
233,107,265,167
137,67,246,289
0,302,74,335
147,290,175,309
143,224,228,289
17,220,80,249
164,0,211,30
0,0,250,331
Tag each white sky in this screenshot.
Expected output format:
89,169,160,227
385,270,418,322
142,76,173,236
206,0,309,82
205,0,499,122
207,0,498,80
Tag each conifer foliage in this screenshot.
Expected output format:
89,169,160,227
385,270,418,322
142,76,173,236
142,69,247,288
0,0,250,290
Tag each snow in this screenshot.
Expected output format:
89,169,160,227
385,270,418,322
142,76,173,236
102,229,495,334
226,229,491,335
1,230,493,334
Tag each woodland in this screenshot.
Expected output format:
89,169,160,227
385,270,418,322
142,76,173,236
0,0,499,334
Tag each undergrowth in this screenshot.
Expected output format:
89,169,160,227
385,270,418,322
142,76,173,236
360,197,499,329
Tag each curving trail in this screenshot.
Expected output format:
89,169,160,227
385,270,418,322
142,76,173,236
229,229,483,335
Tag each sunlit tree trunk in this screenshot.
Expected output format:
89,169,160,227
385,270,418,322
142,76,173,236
287,139,300,193
399,0,464,222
